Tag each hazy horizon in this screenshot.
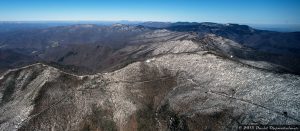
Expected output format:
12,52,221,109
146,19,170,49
1,0,300,25
1,20,300,32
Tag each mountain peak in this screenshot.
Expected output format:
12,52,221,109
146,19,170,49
112,23,127,27
77,24,96,28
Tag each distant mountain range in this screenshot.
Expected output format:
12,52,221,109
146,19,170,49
1,21,300,32
0,22,299,74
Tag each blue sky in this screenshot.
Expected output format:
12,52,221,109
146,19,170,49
0,0,300,24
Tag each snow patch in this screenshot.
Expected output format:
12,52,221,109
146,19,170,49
145,58,155,63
